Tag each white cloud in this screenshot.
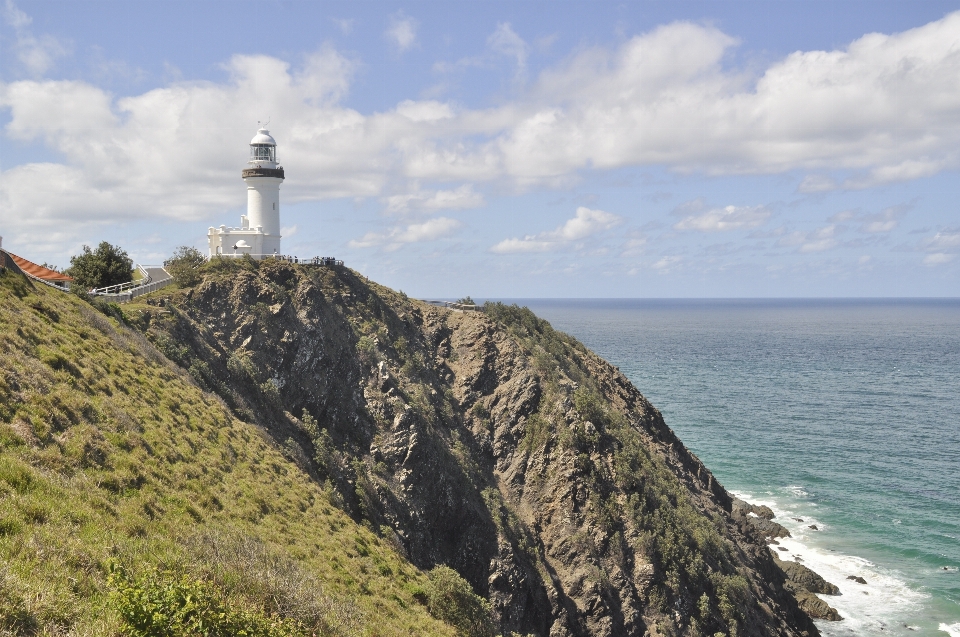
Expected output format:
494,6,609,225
829,204,909,233
925,230,960,251
488,23,528,80
384,184,484,214
860,210,905,233
3,0,69,75
386,13,418,52
524,13,960,178
490,207,622,253
914,229,960,265
798,174,839,193
777,224,843,253
651,256,682,273
394,99,454,122
296,45,358,106
923,253,955,266
621,235,646,257
674,204,770,232
332,18,353,35
349,217,461,251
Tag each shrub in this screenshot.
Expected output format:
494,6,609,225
260,379,281,406
67,241,133,289
573,387,605,426
357,335,378,365
91,297,128,323
227,352,257,382
424,566,496,637
108,564,300,637
166,246,206,288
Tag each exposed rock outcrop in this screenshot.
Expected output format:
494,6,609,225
791,591,842,622
734,498,776,520
752,518,793,540
775,558,840,596
732,498,791,540
773,555,843,622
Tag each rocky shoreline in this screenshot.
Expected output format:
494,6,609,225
733,498,843,622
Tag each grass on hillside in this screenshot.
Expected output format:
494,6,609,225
0,270,457,636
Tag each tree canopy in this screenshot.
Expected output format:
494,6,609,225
67,242,133,290
166,245,206,287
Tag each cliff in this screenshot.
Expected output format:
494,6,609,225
124,258,819,637
0,259,826,636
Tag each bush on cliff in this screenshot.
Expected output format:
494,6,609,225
166,245,206,287
421,566,496,637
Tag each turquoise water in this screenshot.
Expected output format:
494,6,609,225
498,299,960,636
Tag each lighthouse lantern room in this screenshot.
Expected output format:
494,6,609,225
208,127,285,259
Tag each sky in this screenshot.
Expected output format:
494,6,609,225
1,0,958,298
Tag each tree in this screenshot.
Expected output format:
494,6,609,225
67,242,133,290
455,296,476,306
165,245,206,287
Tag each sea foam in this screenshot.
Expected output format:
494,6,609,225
940,623,960,637
732,491,928,636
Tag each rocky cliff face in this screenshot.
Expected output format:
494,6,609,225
130,259,820,637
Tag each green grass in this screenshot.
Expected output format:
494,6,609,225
0,270,456,636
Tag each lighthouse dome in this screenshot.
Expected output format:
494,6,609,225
250,128,276,146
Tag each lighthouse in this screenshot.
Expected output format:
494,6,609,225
207,127,286,259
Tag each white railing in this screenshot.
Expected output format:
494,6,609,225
91,264,152,295
92,265,173,302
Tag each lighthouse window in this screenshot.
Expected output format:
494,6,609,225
250,144,275,162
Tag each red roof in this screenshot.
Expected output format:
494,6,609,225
4,251,73,282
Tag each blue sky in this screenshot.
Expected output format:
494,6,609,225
1,1,958,297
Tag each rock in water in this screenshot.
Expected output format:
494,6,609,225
733,498,777,519
752,517,793,539
793,590,843,621
776,557,841,595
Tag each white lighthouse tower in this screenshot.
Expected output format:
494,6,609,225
208,127,286,259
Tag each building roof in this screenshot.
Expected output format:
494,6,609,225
3,250,73,282
250,128,276,146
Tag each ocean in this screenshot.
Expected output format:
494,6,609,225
492,298,960,636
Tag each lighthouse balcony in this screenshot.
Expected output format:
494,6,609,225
241,167,285,179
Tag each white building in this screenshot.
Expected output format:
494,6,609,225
208,128,285,259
